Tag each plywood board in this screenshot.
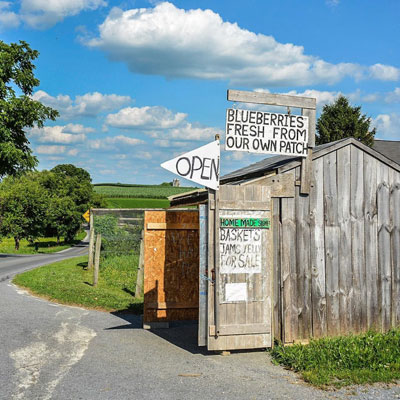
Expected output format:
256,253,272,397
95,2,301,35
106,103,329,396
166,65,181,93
143,210,199,323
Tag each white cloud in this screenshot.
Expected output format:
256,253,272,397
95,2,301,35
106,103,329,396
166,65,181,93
373,113,400,140
110,154,127,160
36,145,66,154
0,2,20,29
87,2,400,87
385,88,400,103
29,124,93,143
32,90,131,119
168,123,220,141
88,135,144,150
111,135,143,146
281,89,341,107
105,105,222,141
67,148,79,156
134,151,152,160
369,64,400,81
154,139,187,148
252,88,390,110
105,106,186,129
20,0,107,29
63,123,94,134
99,169,117,175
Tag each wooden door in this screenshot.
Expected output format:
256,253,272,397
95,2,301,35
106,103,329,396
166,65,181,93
207,185,272,351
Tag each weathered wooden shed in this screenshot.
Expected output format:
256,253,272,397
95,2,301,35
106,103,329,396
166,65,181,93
171,137,400,346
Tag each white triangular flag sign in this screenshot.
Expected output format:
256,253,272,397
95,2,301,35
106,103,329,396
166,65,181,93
161,140,220,190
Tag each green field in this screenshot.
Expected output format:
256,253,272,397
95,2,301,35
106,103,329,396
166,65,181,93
94,184,197,199
0,231,86,254
105,198,170,208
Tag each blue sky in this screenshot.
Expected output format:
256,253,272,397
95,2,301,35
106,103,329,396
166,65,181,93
1,0,400,185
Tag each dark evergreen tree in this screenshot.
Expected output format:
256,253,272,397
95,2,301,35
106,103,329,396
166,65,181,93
316,95,375,147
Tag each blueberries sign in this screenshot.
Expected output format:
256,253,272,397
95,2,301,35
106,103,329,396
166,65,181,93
161,140,220,190
225,108,309,157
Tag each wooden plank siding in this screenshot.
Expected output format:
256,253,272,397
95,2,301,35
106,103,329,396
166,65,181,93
337,146,352,334
390,176,400,327
309,157,327,338
350,146,366,333
295,167,312,340
377,165,391,332
281,196,297,343
276,143,400,343
324,151,340,336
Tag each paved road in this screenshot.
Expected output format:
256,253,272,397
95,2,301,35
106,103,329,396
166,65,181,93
0,239,399,399
0,233,89,282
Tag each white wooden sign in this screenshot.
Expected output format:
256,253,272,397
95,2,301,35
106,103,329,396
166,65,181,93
161,140,220,190
225,108,309,157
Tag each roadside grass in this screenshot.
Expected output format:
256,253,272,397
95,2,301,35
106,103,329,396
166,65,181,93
270,330,400,388
105,197,170,209
13,255,143,313
0,231,86,254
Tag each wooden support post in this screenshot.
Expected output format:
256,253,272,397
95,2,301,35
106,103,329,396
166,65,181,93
88,211,95,270
93,233,101,287
135,230,145,298
300,108,316,195
214,188,220,337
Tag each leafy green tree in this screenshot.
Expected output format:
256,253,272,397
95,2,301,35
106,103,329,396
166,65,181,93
39,166,105,241
51,164,91,183
0,40,59,177
0,165,105,249
316,95,376,147
47,197,81,243
0,174,49,250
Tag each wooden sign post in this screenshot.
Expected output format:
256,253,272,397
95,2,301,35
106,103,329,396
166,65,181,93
226,90,316,194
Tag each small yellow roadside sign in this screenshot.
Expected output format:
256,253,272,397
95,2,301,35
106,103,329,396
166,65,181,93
82,209,90,223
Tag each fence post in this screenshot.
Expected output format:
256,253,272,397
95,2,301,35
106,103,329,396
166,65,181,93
88,211,95,269
135,230,145,298
93,233,101,287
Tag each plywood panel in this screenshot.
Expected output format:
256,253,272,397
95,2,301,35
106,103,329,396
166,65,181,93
143,210,199,323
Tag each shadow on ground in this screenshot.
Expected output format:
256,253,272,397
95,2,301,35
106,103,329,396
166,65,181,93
107,313,209,355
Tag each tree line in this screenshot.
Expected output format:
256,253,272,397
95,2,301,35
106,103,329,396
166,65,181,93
0,164,105,250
